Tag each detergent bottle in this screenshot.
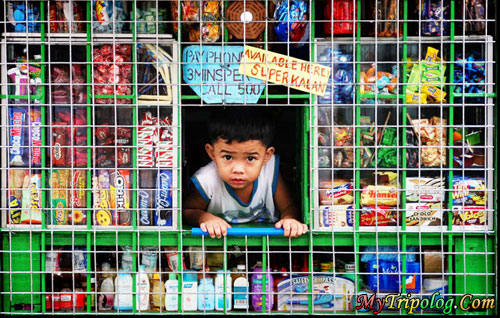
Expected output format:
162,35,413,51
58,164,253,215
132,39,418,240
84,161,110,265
197,277,215,311
215,270,232,311
136,265,150,311
181,270,198,311
232,264,249,310
98,262,114,310
165,273,178,311
114,269,133,311
151,272,165,310
250,262,274,311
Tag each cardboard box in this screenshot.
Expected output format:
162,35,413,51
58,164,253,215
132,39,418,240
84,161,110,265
423,249,447,273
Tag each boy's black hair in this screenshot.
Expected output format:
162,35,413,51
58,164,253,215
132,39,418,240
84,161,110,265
208,108,275,147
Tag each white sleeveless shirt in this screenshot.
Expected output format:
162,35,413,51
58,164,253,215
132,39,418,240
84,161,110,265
191,155,280,224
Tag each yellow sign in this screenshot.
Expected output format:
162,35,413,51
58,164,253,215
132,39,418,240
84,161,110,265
239,46,331,96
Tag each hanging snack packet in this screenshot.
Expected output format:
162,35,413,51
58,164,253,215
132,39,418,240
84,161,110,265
138,170,155,226
52,108,72,167
30,107,42,167
9,169,26,224
141,246,158,276
421,0,449,36
155,170,173,226
51,169,70,225
93,0,127,33
74,247,87,273
93,170,113,226
164,247,187,272
73,107,88,167
71,170,87,225
188,246,205,270
21,173,42,224
110,170,131,226
46,249,62,272
9,107,27,167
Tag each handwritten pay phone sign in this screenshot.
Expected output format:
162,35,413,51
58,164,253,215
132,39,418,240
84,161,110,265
183,45,265,104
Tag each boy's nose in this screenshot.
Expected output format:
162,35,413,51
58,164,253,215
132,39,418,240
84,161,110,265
232,163,245,174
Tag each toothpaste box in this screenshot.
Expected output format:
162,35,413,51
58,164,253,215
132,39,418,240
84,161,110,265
277,275,355,312
452,206,486,226
406,177,445,202
315,205,354,229
406,203,443,226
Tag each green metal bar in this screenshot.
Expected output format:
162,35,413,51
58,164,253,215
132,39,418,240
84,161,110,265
40,1,47,313
131,2,138,313
448,1,456,307
261,236,267,313
355,0,362,308
85,0,93,312
400,0,409,304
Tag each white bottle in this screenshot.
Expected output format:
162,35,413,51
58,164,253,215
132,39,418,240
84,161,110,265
136,265,150,311
215,270,232,311
181,270,198,311
233,264,249,310
98,262,114,310
165,273,178,312
114,270,133,311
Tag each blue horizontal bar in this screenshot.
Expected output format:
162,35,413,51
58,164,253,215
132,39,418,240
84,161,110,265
191,227,284,236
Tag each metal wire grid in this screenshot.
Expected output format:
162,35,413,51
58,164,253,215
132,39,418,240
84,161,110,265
0,0,497,315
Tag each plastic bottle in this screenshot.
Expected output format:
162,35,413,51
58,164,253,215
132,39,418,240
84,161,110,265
181,270,198,311
250,262,274,311
98,262,114,310
197,277,215,311
215,270,232,311
151,272,165,310
165,273,178,312
114,270,133,311
90,275,96,309
232,264,249,310
136,265,150,311
273,267,289,310
60,288,73,311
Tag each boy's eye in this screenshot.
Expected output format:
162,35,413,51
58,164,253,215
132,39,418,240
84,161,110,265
247,156,256,162
223,155,232,160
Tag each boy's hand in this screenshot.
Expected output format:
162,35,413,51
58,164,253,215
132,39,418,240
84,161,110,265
275,217,308,238
199,213,232,239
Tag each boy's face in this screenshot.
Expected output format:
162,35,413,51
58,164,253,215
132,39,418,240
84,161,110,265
205,138,275,190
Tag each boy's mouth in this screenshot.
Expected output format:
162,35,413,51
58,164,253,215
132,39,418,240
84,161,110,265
230,178,246,185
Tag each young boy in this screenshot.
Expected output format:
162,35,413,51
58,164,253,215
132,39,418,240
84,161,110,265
183,109,308,239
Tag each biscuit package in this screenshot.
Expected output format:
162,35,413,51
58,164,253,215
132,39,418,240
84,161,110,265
406,177,445,203
406,203,443,226
318,179,354,205
316,205,354,229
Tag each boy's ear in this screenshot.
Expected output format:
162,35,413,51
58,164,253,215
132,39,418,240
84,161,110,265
263,146,275,165
205,143,215,161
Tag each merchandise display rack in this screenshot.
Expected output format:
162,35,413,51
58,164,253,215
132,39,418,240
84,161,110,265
0,0,497,315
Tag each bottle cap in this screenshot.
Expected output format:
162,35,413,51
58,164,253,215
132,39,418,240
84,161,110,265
168,273,177,280
102,262,111,271
237,264,246,271
139,264,146,272
153,273,160,280
182,270,197,282
200,278,213,285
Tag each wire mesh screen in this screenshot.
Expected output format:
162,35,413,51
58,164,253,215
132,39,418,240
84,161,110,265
0,0,497,315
